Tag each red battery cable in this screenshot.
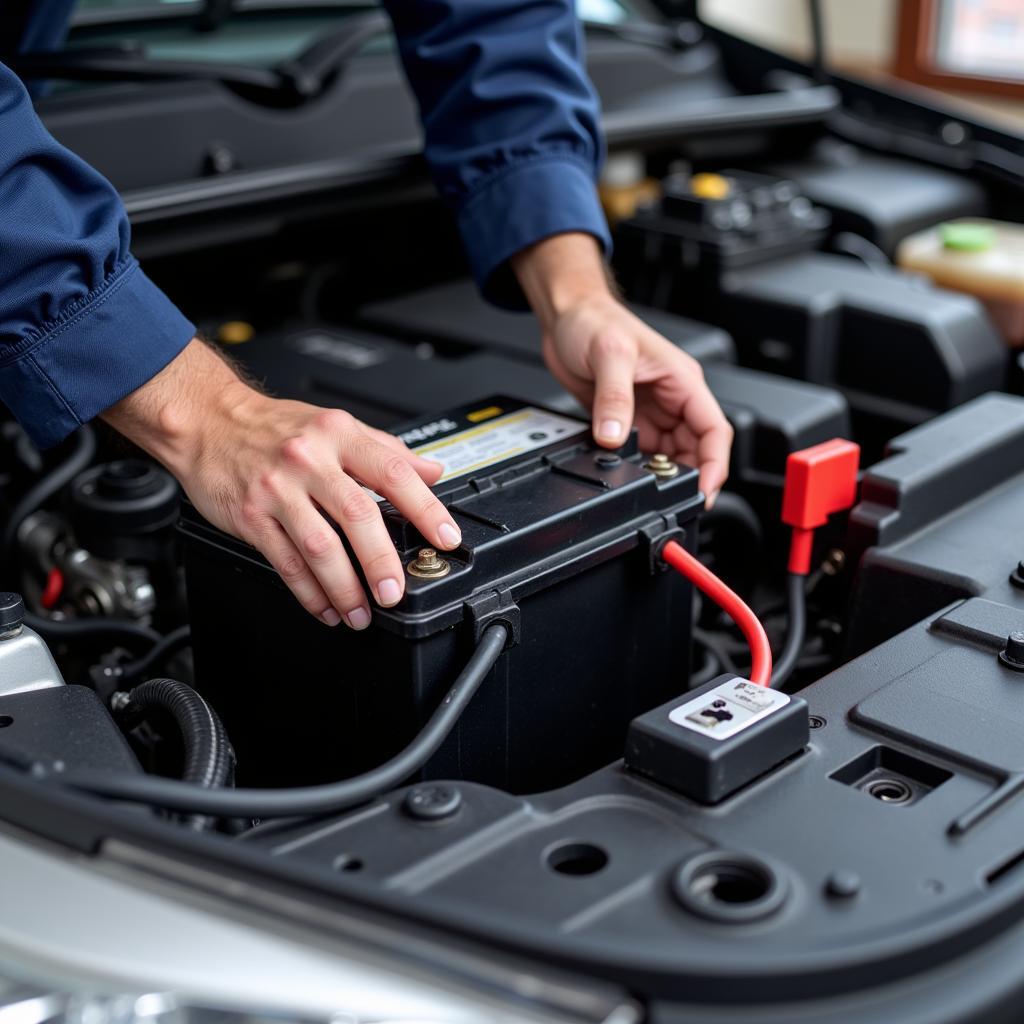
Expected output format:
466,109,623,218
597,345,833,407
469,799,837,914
661,539,772,687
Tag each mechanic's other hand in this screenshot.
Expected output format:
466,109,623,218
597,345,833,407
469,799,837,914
541,293,732,504
512,233,733,505
103,339,459,629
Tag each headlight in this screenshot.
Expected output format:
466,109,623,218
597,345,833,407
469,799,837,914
0,827,637,1024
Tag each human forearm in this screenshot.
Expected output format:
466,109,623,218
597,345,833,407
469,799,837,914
101,337,248,476
382,0,610,307
512,232,611,328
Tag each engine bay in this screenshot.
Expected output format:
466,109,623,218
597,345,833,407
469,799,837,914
2,7,1024,1020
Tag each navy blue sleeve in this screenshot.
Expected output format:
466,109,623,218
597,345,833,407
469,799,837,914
382,0,612,308
0,62,195,449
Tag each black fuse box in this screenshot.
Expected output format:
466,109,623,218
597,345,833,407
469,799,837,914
625,674,809,804
181,398,703,792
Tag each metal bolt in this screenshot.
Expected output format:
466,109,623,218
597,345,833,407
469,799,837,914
403,783,462,821
407,547,451,579
999,631,1024,673
0,592,24,639
940,120,968,146
205,143,237,175
821,549,846,576
645,453,679,479
1009,560,1024,590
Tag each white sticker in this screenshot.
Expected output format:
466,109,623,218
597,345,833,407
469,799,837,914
411,407,587,484
668,677,790,741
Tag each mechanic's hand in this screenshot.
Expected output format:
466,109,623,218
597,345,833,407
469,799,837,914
103,339,460,629
512,232,733,505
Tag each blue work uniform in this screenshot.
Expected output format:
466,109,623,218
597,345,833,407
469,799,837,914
0,1,610,449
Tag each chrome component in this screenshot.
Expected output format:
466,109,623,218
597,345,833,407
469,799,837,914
407,548,451,579
18,512,155,622
0,627,65,697
644,453,679,479
61,548,155,620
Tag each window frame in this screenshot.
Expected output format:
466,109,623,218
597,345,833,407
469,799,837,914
894,0,1024,100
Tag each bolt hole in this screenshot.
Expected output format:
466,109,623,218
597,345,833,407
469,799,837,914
866,778,913,804
689,861,772,905
673,852,786,922
0,716,13,728
809,715,826,730
545,841,609,877
332,854,364,873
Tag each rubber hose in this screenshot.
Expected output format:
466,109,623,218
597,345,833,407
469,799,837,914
121,677,234,830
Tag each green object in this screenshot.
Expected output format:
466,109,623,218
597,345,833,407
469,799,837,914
941,222,997,253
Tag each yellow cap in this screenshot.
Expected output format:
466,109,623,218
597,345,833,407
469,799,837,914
690,173,731,200
216,320,255,345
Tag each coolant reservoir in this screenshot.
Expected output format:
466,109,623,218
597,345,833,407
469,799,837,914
897,219,1024,346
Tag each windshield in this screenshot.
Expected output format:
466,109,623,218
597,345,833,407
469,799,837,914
62,0,637,70
75,0,633,17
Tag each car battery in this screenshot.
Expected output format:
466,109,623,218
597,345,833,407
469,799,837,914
181,398,703,793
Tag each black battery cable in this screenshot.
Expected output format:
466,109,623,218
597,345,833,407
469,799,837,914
23,610,162,650
115,624,192,685
40,623,508,820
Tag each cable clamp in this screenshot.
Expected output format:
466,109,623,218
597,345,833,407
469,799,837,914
639,515,687,574
464,589,520,650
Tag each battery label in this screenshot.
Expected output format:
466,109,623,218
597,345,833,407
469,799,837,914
408,406,588,484
668,678,790,741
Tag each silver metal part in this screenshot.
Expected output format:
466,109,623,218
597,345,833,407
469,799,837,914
18,511,155,621
0,627,65,697
60,547,156,620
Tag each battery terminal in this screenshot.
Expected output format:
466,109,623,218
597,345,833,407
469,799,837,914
645,453,680,479
407,548,451,579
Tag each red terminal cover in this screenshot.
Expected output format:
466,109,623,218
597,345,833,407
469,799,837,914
781,439,860,575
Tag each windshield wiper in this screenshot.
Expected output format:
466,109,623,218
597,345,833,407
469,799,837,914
11,10,700,106
7,8,390,106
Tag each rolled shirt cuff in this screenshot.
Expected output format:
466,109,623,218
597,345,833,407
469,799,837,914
457,153,613,310
0,258,195,449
